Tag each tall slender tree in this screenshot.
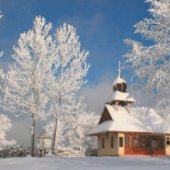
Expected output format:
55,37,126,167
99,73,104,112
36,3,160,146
50,24,90,154
1,16,57,156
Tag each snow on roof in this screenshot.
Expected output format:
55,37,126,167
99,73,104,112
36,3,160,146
112,91,135,102
89,104,170,135
113,76,126,86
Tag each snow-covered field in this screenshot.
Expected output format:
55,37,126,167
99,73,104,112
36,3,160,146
0,157,170,170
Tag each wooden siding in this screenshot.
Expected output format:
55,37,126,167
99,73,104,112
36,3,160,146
97,132,118,156
124,134,165,155
97,132,170,156
98,107,112,124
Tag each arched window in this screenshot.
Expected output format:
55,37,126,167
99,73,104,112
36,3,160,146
125,136,129,146
132,136,138,147
138,136,143,147
159,138,164,148
111,135,115,148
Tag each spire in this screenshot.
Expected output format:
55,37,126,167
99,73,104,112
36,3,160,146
113,61,127,93
118,61,121,78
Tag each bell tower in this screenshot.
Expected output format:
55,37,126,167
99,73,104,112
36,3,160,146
113,61,127,92
111,62,135,106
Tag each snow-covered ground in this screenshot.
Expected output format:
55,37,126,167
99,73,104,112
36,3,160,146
0,156,170,170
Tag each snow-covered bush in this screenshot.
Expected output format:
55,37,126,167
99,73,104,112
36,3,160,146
0,145,30,158
57,112,98,156
0,114,15,149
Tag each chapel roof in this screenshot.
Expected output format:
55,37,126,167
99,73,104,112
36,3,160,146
88,104,170,135
112,91,135,103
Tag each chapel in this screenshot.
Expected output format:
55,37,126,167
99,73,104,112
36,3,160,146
89,63,170,156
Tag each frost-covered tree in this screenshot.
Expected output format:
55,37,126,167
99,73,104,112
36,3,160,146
49,24,89,154
57,97,98,154
0,16,56,156
45,97,98,156
155,98,170,122
0,16,89,156
0,11,15,151
124,0,170,119
0,114,15,149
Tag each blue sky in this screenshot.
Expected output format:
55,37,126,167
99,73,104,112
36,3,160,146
0,0,153,144
0,0,149,85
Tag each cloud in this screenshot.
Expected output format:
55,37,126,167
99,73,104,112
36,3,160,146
7,115,47,146
7,116,31,145
54,13,104,41
80,73,113,114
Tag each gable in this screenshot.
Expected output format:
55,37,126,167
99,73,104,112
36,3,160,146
98,107,112,124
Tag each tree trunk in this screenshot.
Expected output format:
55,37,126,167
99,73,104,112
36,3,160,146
51,94,61,155
31,113,36,156
51,117,58,155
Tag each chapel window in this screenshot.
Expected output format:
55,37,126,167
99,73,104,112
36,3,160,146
102,138,105,149
125,136,129,146
111,135,115,148
119,137,123,147
138,136,143,147
132,136,138,147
